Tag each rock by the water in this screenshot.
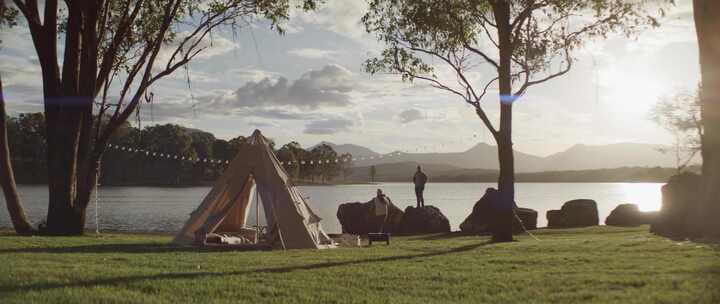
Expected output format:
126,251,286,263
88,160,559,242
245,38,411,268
514,208,538,231
562,199,599,228
546,210,564,228
398,205,450,234
459,188,538,234
605,204,658,226
337,199,404,234
546,199,599,228
651,173,702,237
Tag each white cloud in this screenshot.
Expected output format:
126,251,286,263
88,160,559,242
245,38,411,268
304,118,354,135
210,64,355,110
290,1,369,42
155,32,240,67
287,48,339,59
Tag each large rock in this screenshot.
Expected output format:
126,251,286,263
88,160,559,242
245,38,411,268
605,204,658,226
562,199,599,228
546,210,565,228
651,173,703,237
459,188,538,234
514,208,538,232
398,205,450,234
546,199,599,228
337,199,404,234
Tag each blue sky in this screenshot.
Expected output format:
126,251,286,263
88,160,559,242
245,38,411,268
0,0,701,156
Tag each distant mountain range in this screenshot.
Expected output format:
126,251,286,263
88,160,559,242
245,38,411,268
311,141,381,158
343,161,690,183
314,141,696,172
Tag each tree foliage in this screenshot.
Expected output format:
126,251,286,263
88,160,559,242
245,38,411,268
5,114,348,186
363,0,662,134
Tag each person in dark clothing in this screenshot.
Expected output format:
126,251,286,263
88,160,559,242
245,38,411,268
413,166,428,208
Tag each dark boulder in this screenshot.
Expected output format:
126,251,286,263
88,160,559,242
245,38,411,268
459,188,538,234
651,173,703,237
605,204,658,226
398,205,450,234
562,199,599,228
514,208,538,231
546,210,565,228
337,199,404,234
546,199,599,228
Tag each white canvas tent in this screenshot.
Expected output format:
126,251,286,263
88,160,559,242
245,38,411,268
173,130,335,250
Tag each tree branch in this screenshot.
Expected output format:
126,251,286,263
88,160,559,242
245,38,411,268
514,43,572,96
463,43,499,70
95,0,144,95
391,46,498,134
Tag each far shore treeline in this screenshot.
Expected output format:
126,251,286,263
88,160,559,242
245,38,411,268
9,112,690,186
8,113,352,186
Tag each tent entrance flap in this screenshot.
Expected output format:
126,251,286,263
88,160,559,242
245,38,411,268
172,129,336,250
213,177,256,234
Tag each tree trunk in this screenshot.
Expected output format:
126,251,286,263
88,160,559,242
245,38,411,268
43,110,84,235
40,2,101,235
491,1,515,242
0,74,34,234
694,0,720,237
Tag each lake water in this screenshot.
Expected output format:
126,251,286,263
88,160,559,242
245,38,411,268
0,183,663,234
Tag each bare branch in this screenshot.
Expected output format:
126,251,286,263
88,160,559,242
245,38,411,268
479,21,499,49
392,46,498,134
480,14,497,28
402,44,480,102
95,0,145,95
463,43,499,70
479,76,499,102
514,43,572,96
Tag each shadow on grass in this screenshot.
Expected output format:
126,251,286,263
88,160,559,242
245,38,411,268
0,242,270,254
407,232,480,241
0,242,490,294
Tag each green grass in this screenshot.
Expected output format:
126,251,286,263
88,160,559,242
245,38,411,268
1,226,718,303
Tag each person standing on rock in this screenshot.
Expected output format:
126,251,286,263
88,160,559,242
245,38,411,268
374,189,391,232
413,165,428,208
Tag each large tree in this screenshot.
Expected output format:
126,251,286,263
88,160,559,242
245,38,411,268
7,0,317,235
692,0,720,236
363,0,661,241
0,1,34,234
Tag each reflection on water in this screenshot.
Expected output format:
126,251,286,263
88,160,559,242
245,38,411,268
0,183,662,234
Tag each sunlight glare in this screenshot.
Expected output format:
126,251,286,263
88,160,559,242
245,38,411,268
619,183,663,211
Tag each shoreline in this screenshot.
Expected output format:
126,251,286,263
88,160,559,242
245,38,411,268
14,180,668,188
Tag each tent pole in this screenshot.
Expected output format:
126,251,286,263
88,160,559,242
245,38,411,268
255,184,259,244
270,194,286,250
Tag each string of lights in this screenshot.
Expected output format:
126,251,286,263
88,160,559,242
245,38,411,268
104,143,405,166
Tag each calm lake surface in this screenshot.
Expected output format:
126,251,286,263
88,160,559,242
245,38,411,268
0,183,663,234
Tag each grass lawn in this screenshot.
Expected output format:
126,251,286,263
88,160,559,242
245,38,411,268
1,226,718,303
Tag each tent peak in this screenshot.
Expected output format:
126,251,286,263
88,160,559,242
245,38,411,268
250,129,266,145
